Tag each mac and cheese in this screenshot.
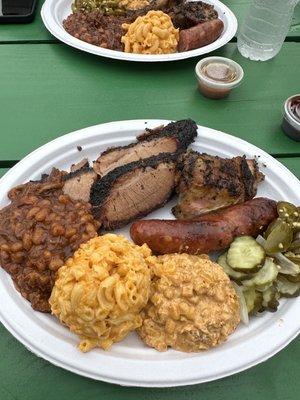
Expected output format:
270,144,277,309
50,234,152,351
121,10,179,54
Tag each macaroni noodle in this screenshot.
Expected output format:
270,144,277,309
49,234,152,351
121,10,179,54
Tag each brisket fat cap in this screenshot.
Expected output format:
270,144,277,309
91,153,178,230
93,119,198,178
137,119,197,145
173,151,265,219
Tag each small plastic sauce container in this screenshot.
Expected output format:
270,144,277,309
282,94,300,141
195,57,244,99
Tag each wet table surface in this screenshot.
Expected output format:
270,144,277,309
0,1,299,399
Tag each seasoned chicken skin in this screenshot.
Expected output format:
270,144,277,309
173,151,264,219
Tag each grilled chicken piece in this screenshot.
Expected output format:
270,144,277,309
173,151,264,219
91,153,177,230
93,119,197,178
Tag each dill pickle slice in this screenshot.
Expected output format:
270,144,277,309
292,221,300,232
277,201,298,222
264,220,293,253
284,251,300,265
261,285,280,312
217,253,248,281
243,288,263,314
227,236,265,272
289,240,300,254
277,276,300,298
242,258,278,289
255,281,273,292
264,218,283,239
280,272,300,283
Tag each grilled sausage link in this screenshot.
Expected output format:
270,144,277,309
130,198,277,254
177,19,224,52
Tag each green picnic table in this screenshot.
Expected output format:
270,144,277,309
0,0,299,398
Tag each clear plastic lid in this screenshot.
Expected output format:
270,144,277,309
195,57,244,90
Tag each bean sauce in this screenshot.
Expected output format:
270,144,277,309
0,169,100,312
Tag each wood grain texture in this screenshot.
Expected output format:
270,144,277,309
0,43,299,160
0,1,299,43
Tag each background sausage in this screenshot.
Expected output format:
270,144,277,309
130,198,277,254
178,19,224,52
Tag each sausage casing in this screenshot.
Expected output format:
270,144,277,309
130,198,277,254
177,19,224,52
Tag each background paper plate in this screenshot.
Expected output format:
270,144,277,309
41,0,237,62
0,120,299,387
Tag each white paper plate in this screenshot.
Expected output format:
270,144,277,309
0,120,299,387
41,0,237,62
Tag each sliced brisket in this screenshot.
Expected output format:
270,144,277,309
91,153,178,229
70,158,89,172
93,119,197,178
63,165,97,203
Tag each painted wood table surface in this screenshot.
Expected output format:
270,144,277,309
0,1,299,399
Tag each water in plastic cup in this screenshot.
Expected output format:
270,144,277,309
237,0,299,61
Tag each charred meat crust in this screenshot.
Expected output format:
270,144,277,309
91,152,179,227
241,157,256,200
167,1,218,29
137,119,198,147
178,152,264,195
63,165,97,203
175,150,198,189
91,152,178,206
63,165,93,182
213,156,241,197
70,158,89,172
98,119,198,159
172,151,265,219
126,1,218,30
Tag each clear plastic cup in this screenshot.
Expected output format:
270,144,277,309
195,57,244,99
